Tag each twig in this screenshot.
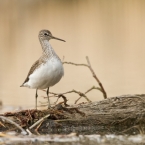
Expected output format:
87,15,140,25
62,89,91,104
35,121,43,135
42,89,91,103
54,94,69,107
63,90,91,102
63,56,107,99
26,128,32,135
74,96,82,104
86,56,107,99
27,110,33,122
29,114,50,130
75,86,102,104
63,61,88,67
0,121,6,128
85,86,102,94
0,116,27,135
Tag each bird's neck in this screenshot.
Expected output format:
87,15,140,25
39,38,56,58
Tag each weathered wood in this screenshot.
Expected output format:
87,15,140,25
1,94,145,135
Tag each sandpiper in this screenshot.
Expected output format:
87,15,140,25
20,30,65,109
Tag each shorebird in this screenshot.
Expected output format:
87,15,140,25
20,29,65,109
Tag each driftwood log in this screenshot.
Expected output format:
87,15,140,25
1,94,145,135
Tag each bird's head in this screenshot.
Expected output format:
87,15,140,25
39,29,65,42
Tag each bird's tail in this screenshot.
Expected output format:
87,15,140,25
20,84,24,87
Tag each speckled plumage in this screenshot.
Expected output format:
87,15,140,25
21,30,65,109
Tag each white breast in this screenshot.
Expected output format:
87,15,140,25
25,58,64,89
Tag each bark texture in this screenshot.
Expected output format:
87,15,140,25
1,94,145,135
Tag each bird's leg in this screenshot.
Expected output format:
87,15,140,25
35,89,38,110
47,87,51,108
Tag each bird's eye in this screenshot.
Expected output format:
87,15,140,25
44,33,48,36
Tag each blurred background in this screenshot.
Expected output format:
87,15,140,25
0,0,145,109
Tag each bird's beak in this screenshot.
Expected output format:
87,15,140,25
51,36,66,42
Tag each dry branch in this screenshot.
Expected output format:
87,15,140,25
42,89,91,105
63,56,107,99
0,116,27,135
85,56,107,99
54,94,69,107
74,86,102,104
29,114,50,130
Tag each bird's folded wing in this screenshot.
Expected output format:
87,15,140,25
21,59,41,85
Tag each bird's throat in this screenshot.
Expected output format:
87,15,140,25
40,39,55,58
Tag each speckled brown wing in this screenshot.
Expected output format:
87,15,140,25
21,59,41,86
